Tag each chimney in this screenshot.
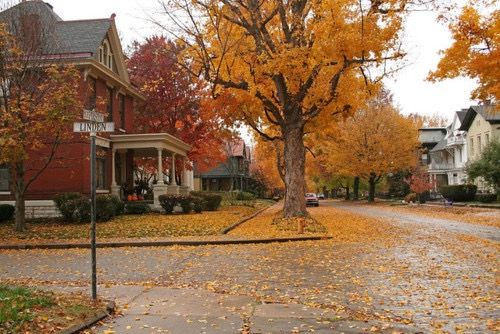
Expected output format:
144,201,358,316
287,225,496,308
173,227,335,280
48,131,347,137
110,13,116,21
45,2,54,10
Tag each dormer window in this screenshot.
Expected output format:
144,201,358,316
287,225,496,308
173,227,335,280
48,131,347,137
98,40,113,70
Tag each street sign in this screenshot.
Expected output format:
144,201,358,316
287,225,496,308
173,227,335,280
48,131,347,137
73,112,115,301
73,122,115,133
83,109,105,123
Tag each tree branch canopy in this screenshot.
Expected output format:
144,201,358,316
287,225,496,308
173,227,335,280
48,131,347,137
157,0,426,216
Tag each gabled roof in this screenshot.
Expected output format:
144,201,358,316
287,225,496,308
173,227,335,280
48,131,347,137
0,1,136,93
0,1,111,57
54,19,111,55
456,110,468,124
459,105,500,131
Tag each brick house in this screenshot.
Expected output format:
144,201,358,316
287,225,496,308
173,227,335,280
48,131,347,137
0,1,192,215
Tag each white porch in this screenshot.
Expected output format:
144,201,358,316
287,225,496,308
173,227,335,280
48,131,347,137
109,133,193,208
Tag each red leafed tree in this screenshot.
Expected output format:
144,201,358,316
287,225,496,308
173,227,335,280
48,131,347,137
405,167,435,204
127,36,228,172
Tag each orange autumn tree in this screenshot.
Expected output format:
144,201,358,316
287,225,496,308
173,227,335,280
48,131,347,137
429,1,500,103
318,92,419,202
157,0,431,218
0,22,81,231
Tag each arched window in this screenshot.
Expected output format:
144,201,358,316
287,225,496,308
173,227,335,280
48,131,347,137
103,42,109,66
99,40,113,70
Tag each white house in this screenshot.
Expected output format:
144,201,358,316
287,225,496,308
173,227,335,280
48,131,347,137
419,110,468,190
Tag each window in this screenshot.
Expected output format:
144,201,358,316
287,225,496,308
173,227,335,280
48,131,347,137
106,86,113,122
99,40,113,70
478,135,482,154
86,77,96,110
485,133,490,144
0,165,9,191
96,158,106,190
119,94,125,129
470,138,474,156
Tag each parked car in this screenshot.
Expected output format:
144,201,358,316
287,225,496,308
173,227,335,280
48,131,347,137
305,193,319,207
317,193,325,200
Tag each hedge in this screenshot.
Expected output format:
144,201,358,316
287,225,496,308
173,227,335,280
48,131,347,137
475,193,497,203
54,193,124,222
158,195,194,214
192,197,205,213
54,193,82,222
190,192,222,211
439,184,477,202
236,191,255,201
125,202,151,214
0,204,15,222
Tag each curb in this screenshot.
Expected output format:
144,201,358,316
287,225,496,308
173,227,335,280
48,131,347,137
0,236,332,250
222,204,274,234
423,202,500,209
59,301,115,334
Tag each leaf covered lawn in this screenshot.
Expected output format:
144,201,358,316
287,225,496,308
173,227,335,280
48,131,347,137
0,204,268,244
230,203,405,243
0,285,104,334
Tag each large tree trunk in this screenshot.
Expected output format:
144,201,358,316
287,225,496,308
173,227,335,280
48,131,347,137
368,173,377,203
283,126,306,218
353,176,360,200
14,163,26,232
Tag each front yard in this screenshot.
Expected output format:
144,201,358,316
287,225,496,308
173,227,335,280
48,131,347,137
0,285,104,334
229,202,406,244
0,201,272,244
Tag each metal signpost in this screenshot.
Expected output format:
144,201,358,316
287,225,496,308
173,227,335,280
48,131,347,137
74,109,114,300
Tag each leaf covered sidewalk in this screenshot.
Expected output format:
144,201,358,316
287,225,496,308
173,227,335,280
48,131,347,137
0,202,498,333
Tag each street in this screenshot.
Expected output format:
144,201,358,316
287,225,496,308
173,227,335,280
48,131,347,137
1,202,498,333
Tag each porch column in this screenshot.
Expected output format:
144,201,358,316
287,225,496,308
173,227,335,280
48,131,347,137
171,153,176,185
110,148,121,198
181,157,186,186
120,152,126,184
111,149,117,186
157,148,164,184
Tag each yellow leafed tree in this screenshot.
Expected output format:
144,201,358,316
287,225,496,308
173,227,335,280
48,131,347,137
158,0,433,217
429,2,500,104
318,92,419,202
0,17,81,232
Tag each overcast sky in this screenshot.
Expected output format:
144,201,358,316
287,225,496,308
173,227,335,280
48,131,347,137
46,0,476,122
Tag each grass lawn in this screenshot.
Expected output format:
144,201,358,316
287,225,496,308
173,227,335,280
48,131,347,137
230,201,405,244
0,285,103,334
0,201,273,243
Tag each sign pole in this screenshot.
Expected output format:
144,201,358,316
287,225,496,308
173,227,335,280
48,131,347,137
90,132,97,300
74,109,114,300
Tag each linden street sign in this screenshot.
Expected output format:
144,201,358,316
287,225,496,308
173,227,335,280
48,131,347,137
73,122,115,133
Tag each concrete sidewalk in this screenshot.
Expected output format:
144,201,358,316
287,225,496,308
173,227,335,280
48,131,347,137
46,284,427,334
